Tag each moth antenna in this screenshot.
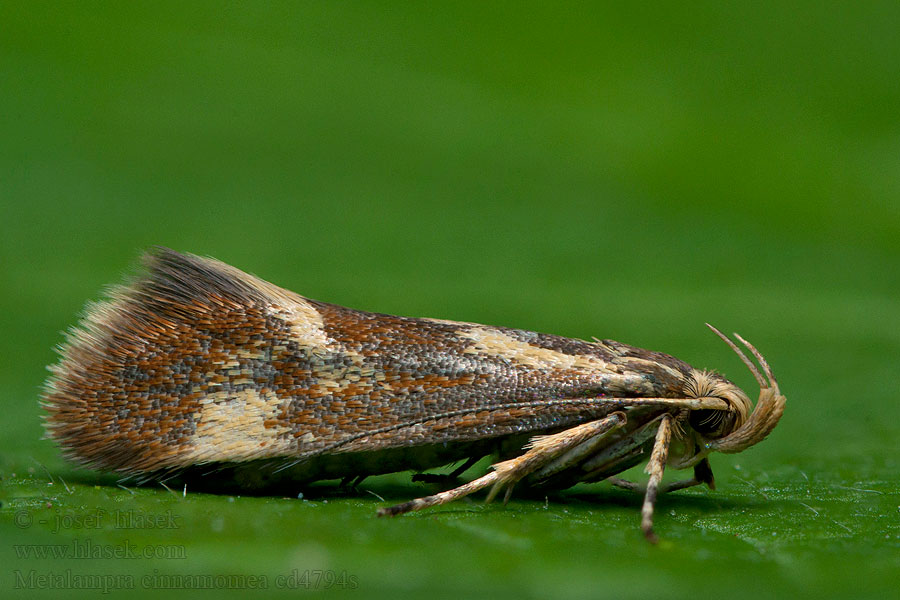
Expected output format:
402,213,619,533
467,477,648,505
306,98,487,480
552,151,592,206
733,332,778,388
705,323,766,389
705,325,786,454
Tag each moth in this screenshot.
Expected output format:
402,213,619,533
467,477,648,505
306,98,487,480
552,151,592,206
43,248,785,541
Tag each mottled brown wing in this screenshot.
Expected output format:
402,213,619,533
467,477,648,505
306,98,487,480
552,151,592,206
42,248,693,476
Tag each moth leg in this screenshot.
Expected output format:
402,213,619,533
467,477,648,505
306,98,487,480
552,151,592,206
378,413,625,517
609,476,699,495
660,479,702,493
487,413,627,502
694,456,715,488
608,456,715,497
663,457,716,492
378,467,502,516
411,455,482,486
642,414,674,543
607,477,644,493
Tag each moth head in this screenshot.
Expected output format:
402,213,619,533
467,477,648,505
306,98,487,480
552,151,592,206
684,370,751,440
673,325,786,467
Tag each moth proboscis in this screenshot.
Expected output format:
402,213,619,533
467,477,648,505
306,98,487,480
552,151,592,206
42,248,786,541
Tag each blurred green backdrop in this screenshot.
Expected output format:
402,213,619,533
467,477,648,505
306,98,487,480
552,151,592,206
2,2,897,599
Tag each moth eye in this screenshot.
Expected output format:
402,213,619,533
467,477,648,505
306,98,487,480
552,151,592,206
689,409,736,438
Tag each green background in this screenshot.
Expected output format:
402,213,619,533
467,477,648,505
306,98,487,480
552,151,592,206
2,3,897,598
